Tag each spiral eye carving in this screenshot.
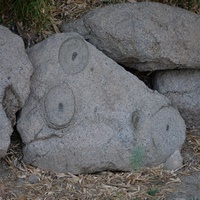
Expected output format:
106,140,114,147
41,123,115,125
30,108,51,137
58,37,89,75
43,83,75,129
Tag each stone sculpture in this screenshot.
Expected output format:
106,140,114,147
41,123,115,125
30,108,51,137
0,25,33,158
17,33,186,174
61,2,200,71
154,69,200,131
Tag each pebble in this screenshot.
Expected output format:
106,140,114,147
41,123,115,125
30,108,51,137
164,150,183,171
28,174,40,184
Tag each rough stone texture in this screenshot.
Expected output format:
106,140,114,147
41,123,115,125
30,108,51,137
153,70,200,130
0,25,33,158
164,150,183,170
61,2,200,71
172,199,185,200
17,32,186,174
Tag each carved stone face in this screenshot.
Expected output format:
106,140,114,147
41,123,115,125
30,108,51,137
17,33,185,174
0,25,33,158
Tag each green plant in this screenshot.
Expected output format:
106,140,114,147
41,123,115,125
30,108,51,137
147,188,159,196
180,0,200,10
189,197,199,200
115,191,124,199
131,146,143,170
0,0,53,32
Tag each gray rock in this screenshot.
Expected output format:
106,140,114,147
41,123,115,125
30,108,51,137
153,70,200,130
164,150,183,171
171,199,186,200
61,2,200,71
17,32,186,174
0,25,33,158
173,199,186,200
28,174,40,184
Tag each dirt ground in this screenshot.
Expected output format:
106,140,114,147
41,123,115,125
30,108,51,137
165,130,200,200
0,129,199,200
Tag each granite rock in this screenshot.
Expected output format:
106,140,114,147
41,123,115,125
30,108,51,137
164,150,183,170
61,2,200,71
154,69,200,130
0,25,33,158
17,33,186,174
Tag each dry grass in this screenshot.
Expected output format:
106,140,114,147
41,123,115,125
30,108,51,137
0,130,199,199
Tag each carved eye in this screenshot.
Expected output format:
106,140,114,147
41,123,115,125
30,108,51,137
58,37,89,75
43,84,75,129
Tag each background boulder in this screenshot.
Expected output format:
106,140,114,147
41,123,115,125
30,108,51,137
154,69,200,131
61,2,200,71
0,25,33,158
17,33,186,174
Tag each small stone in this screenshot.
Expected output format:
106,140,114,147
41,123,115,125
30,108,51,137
164,150,183,171
28,174,40,184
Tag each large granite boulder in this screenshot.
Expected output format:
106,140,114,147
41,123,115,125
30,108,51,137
61,2,200,71
154,70,200,130
17,33,186,174
0,25,33,158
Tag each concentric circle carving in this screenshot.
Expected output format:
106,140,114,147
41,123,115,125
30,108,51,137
58,37,89,75
43,84,75,129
